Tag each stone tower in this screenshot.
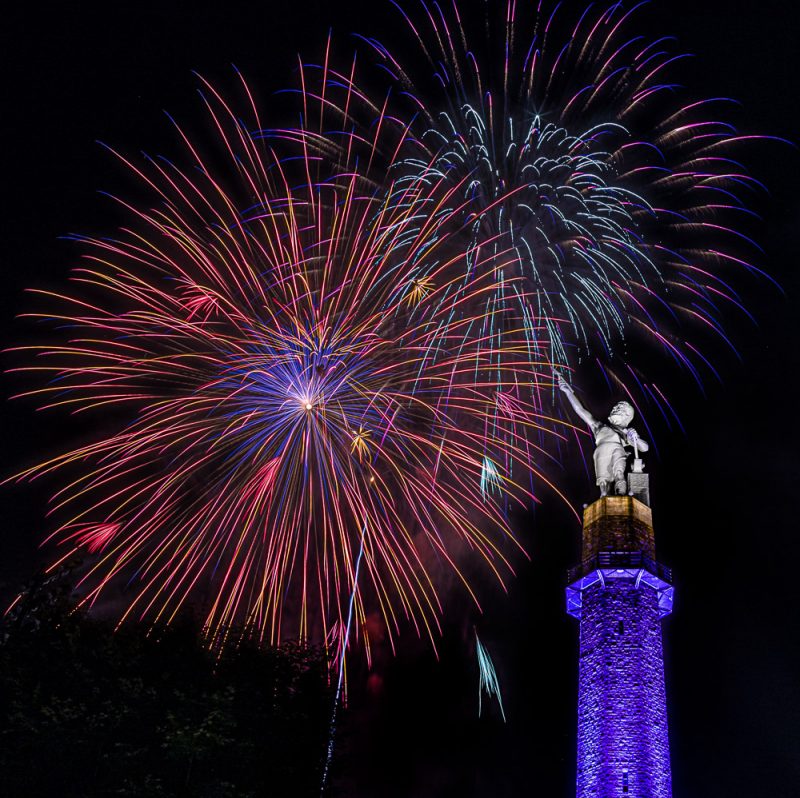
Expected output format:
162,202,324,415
566,494,674,798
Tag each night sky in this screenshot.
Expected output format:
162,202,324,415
2,1,799,796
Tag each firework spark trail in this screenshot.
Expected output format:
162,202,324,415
5,2,780,696
272,30,579,498
7,73,571,662
320,521,367,795
476,630,506,722
288,0,782,447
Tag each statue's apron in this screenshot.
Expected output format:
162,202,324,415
592,423,628,484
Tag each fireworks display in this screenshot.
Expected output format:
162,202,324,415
8,72,559,658
296,0,780,448
7,0,776,665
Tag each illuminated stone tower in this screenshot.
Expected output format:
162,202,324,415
566,493,674,798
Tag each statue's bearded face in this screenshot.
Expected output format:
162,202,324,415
608,401,634,427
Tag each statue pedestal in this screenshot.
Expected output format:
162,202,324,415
581,496,655,562
566,495,673,619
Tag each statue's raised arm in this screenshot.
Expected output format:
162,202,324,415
556,371,599,431
555,370,650,499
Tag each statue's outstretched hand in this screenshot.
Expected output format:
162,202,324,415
555,370,597,430
555,370,573,394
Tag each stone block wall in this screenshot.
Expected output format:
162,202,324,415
582,497,656,562
575,580,672,798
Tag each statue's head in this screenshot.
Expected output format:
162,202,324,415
608,401,635,427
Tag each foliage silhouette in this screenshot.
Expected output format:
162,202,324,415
0,568,334,797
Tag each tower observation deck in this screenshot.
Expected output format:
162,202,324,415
567,495,673,798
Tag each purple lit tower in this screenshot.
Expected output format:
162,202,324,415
566,483,674,797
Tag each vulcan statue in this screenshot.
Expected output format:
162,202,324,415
556,372,649,497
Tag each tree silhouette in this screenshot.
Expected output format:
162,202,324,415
0,568,334,797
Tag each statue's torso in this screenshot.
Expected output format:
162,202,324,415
593,423,627,448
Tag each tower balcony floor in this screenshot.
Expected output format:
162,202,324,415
566,552,674,620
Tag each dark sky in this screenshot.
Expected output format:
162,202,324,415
2,1,799,796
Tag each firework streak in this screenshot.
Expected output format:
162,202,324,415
476,630,506,722
7,1,780,665
8,73,567,661
289,0,781,456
